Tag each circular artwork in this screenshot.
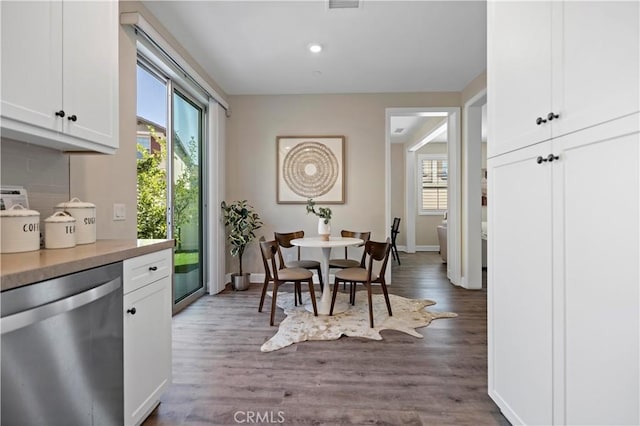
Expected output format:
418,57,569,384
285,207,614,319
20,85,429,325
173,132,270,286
282,141,339,198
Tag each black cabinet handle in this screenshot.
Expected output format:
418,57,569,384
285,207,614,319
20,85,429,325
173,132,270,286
127,307,137,315
536,156,548,164
547,154,559,162
55,110,65,118
67,115,77,122
149,266,158,271
536,117,547,125
547,112,559,121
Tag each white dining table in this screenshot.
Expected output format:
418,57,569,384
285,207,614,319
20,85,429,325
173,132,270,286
290,236,363,315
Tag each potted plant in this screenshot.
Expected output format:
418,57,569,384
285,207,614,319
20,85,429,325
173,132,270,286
306,198,332,240
221,200,263,291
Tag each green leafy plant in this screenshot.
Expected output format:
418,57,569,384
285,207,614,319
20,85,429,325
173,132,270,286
221,200,263,276
136,129,167,240
306,198,332,224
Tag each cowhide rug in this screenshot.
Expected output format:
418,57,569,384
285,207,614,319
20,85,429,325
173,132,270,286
261,290,457,352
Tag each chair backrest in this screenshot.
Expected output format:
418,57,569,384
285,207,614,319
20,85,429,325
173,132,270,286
391,217,401,235
340,230,371,265
364,237,392,282
274,230,304,265
259,239,281,281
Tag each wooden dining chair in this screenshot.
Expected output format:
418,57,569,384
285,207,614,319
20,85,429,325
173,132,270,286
329,238,393,328
274,231,324,292
390,217,401,265
258,239,318,326
328,230,371,300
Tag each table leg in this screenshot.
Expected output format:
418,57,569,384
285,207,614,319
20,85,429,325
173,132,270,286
307,247,349,315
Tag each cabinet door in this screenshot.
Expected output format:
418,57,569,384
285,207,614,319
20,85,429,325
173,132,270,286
124,277,172,426
0,1,62,132
554,116,639,425
488,142,553,425
63,0,118,148
488,1,552,158
553,1,640,139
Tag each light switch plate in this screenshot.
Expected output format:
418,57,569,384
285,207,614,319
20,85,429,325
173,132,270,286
113,203,126,221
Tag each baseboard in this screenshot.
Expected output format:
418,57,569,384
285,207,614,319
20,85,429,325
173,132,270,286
397,245,440,252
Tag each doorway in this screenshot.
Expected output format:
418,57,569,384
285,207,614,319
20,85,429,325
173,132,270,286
385,107,461,285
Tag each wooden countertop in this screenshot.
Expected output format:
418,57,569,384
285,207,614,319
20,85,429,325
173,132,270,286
1,239,175,291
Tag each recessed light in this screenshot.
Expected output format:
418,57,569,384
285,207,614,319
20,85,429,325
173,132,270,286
308,43,323,53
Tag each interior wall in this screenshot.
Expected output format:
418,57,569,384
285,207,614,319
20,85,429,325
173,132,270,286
226,92,460,275
390,143,405,246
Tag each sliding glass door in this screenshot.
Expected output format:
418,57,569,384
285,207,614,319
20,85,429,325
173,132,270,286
171,88,204,305
136,60,206,311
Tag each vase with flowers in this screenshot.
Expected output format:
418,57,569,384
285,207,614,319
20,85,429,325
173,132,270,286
306,198,332,241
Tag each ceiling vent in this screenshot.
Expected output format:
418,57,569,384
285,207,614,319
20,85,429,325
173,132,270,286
328,0,361,10
393,128,405,134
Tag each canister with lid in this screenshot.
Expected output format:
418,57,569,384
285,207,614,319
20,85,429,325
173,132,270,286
0,204,41,253
44,211,76,249
56,198,96,244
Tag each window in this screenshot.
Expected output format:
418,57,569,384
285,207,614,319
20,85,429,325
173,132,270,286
419,154,448,213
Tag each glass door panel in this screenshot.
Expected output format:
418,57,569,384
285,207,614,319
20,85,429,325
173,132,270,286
172,89,204,303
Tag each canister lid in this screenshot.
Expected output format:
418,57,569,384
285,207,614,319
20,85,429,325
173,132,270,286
0,204,40,217
45,211,76,223
56,197,95,209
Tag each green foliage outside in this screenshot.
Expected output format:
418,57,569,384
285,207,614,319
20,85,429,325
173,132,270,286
136,129,167,240
136,126,200,251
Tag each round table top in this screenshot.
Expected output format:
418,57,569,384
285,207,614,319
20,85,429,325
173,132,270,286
290,236,363,248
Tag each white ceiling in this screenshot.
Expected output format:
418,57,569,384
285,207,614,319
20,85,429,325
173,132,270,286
142,0,487,96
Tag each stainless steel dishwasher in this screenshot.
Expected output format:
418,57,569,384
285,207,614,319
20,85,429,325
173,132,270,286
1,262,123,426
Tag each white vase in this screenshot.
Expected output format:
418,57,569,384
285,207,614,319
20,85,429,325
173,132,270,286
318,218,331,241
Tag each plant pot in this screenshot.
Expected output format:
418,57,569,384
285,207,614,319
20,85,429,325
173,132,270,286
318,218,331,241
232,273,251,291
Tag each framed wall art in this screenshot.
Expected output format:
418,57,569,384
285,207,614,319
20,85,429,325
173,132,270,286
276,135,345,204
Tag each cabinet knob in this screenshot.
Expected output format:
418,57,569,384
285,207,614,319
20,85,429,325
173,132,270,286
149,266,158,271
127,307,137,315
536,156,548,164
55,110,65,118
547,112,559,121
68,115,77,122
536,117,547,125
547,154,559,162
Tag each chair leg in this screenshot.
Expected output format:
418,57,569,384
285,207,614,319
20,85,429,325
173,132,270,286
307,279,318,316
329,277,341,315
294,282,302,305
258,277,269,312
316,266,324,293
270,282,279,326
393,243,401,265
350,282,356,305
366,284,374,328
380,280,393,317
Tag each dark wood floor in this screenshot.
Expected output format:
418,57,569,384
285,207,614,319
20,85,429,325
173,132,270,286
143,252,508,426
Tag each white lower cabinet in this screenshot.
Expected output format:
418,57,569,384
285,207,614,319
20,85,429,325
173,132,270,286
124,249,172,426
488,115,639,425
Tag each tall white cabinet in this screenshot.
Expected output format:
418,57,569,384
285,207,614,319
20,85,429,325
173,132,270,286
0,0,118,153
488,1,639,425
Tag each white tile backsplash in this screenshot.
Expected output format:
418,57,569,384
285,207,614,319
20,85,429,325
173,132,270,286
1,138,70,217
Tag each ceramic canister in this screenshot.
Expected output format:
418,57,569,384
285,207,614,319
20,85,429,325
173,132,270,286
0,204,41,253
44,211,76,249
56,198,96,244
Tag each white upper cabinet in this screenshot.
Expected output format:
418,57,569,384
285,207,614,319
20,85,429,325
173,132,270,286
488,1,553,157
488,1,640,158
554,1,640,138
0,0,118,153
